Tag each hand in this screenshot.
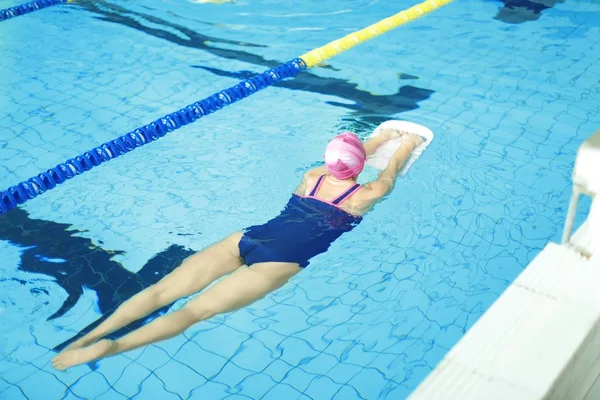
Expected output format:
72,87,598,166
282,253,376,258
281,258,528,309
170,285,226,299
379,128,405,141
403,133,424,150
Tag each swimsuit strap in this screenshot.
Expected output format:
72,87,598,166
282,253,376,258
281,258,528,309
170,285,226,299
332,183,361,205
308,175,326,197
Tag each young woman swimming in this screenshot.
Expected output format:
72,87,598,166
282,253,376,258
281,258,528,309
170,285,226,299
51,128,424,370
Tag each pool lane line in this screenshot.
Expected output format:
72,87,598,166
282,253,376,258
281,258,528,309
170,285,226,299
0,0,453,215
0,0,73,22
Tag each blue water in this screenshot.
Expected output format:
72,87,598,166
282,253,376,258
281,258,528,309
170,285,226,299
1,0,599,398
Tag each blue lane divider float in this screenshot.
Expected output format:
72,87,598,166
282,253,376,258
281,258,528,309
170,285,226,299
0,58,307,215
0,0,67,22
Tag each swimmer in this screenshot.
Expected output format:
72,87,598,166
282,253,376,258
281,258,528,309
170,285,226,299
51,128,424,370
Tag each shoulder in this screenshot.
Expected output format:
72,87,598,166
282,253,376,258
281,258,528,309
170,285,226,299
341,181,392,215
301,167,327,187
295,170,322,196
304,165,328,179
357,180,393,200
302,169,323,185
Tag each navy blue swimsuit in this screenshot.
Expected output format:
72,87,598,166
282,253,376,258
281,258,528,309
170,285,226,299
238,175,363,268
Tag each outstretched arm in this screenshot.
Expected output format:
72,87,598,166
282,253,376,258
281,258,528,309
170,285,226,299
363,128,398,156
296,129,406,195
365,133,424,199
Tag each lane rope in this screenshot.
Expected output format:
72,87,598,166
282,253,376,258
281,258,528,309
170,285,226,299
0,0,70,22
0,0,453,214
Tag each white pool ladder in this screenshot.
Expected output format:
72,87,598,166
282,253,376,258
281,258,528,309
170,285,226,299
562,128,600,260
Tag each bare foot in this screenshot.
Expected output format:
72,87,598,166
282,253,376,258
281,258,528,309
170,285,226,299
51,339,116,371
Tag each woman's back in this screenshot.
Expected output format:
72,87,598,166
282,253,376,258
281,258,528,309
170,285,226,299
296,173,380,217
240,175,363,268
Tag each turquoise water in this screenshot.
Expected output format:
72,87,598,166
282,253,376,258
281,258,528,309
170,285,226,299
1,0,599,398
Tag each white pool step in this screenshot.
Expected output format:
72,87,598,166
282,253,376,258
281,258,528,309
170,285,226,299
409,129,600,400
408,243,600,400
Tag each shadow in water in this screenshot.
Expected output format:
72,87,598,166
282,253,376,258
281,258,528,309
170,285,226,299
0,208,195,352
78,1,434,117
194,66,433,116
494,0,565,24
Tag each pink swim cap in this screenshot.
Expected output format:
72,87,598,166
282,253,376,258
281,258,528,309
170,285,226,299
324,132,366,180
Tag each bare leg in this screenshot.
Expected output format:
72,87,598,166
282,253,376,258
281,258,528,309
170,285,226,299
55,232,243,352
51,262,301,370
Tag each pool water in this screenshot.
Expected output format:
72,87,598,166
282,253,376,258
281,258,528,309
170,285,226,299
1,0,599,399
